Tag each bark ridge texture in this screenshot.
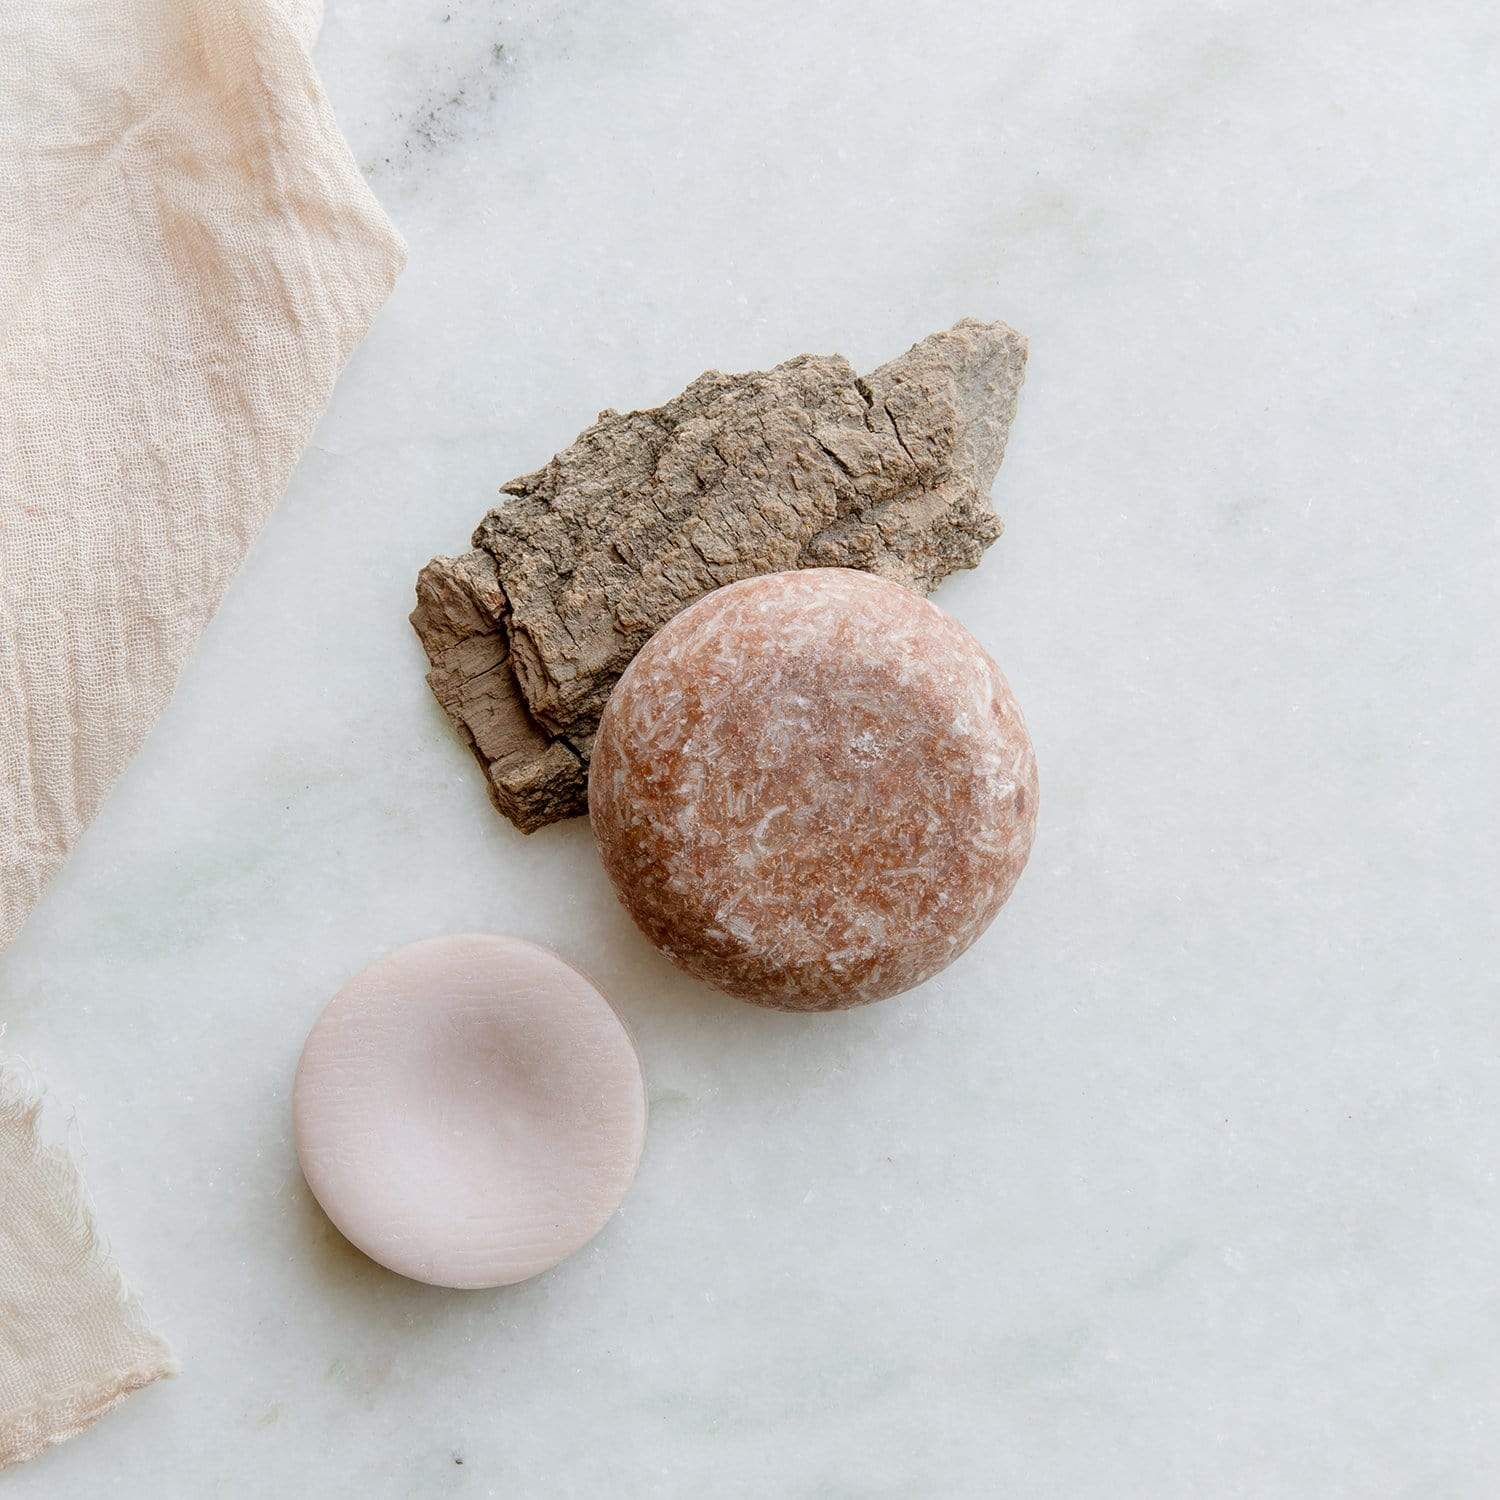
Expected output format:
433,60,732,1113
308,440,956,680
411,318,1028,833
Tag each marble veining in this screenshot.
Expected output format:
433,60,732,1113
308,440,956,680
1,0,1493,1494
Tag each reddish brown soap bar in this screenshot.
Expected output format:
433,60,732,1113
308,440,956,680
589,569,1038,1010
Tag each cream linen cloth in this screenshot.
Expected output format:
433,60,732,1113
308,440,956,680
0,0,404,1466
0,1064,178,1469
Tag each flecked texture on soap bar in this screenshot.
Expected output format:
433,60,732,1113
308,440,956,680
589,569,1038,1010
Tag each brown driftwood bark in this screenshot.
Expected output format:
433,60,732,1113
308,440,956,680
411,318,1028,833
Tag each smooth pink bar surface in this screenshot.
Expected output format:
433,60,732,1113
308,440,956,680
294,934,646,1288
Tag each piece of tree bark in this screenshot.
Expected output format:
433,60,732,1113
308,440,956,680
411,317,1028,834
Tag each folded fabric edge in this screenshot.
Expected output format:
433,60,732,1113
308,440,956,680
0,1059,178,1471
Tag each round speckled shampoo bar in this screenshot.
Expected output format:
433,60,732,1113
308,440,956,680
294,935,646,1288
590,568,1039,1010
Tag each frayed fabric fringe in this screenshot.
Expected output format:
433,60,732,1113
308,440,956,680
0,1062,177,1470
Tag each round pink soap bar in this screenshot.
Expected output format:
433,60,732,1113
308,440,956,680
293,935,646,1288
590,568,1039,1010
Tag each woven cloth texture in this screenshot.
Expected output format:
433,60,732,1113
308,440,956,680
0,0,403,946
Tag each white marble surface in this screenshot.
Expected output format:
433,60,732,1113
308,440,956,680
4,1,1497,1494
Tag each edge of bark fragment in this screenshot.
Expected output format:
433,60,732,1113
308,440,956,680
411,319,1029,834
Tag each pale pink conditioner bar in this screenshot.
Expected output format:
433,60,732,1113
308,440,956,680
293,935,647,1288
